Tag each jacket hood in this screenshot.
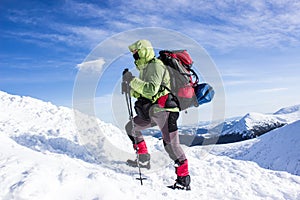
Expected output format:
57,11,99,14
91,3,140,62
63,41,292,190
128,40,155,70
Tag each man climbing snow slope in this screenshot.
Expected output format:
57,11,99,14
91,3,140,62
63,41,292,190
122,39,191,190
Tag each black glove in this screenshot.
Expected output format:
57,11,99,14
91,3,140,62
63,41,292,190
122,68,134,83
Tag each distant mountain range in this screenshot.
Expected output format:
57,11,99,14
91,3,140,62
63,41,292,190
220,105,299,137
184,104,300,146
144,104,300,146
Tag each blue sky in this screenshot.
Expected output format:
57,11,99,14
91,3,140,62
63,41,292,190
1,0,300,124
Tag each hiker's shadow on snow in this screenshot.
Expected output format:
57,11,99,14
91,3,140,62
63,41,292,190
11,133,170,175
12,134,97,164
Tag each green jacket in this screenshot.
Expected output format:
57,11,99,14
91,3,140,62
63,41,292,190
128,40,179,113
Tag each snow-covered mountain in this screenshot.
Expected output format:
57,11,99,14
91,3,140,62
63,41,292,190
274,104,300,115
220,112,286,138
1,90,300,199
174,107,300,146
211,119,300,176
208,104,300,138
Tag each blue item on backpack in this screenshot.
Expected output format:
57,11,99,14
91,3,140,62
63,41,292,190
194,83,215,105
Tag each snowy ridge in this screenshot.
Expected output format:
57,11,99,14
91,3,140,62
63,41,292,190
239,120,300,175
220,112,286,138
1,90,300,199
0,90,132,163
274,104,300,115
212,120,300,176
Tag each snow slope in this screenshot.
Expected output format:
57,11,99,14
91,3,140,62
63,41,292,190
239,120,300,175
1,90,300,199
212,120,300,176
0,90,133,164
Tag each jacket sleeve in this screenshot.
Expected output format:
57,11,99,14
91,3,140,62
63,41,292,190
130,63,165,100
130,89,140,98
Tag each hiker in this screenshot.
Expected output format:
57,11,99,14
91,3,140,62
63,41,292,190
122,39,191,189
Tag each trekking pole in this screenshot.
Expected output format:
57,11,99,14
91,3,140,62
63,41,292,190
122,78,146,186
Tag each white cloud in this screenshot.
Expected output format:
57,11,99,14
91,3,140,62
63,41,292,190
63,0,107,19
257,87,289,93
76,58,105,73
5,0,300,51
62,25,110,47
224,80,254,86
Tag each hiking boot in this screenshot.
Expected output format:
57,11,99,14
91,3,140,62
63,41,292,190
168,175,191,190
126,153,151,169
175,175,191,190
172,159,191,190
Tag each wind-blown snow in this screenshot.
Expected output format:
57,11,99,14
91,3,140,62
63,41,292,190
0,90,300,200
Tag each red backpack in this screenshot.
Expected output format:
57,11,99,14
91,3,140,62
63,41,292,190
158,50,199,110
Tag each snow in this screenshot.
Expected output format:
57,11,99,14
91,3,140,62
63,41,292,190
220,112,286,138
0,91,133,163
274,104,300,115
1,90,300,200
274,104,300,123
212,120,300,176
